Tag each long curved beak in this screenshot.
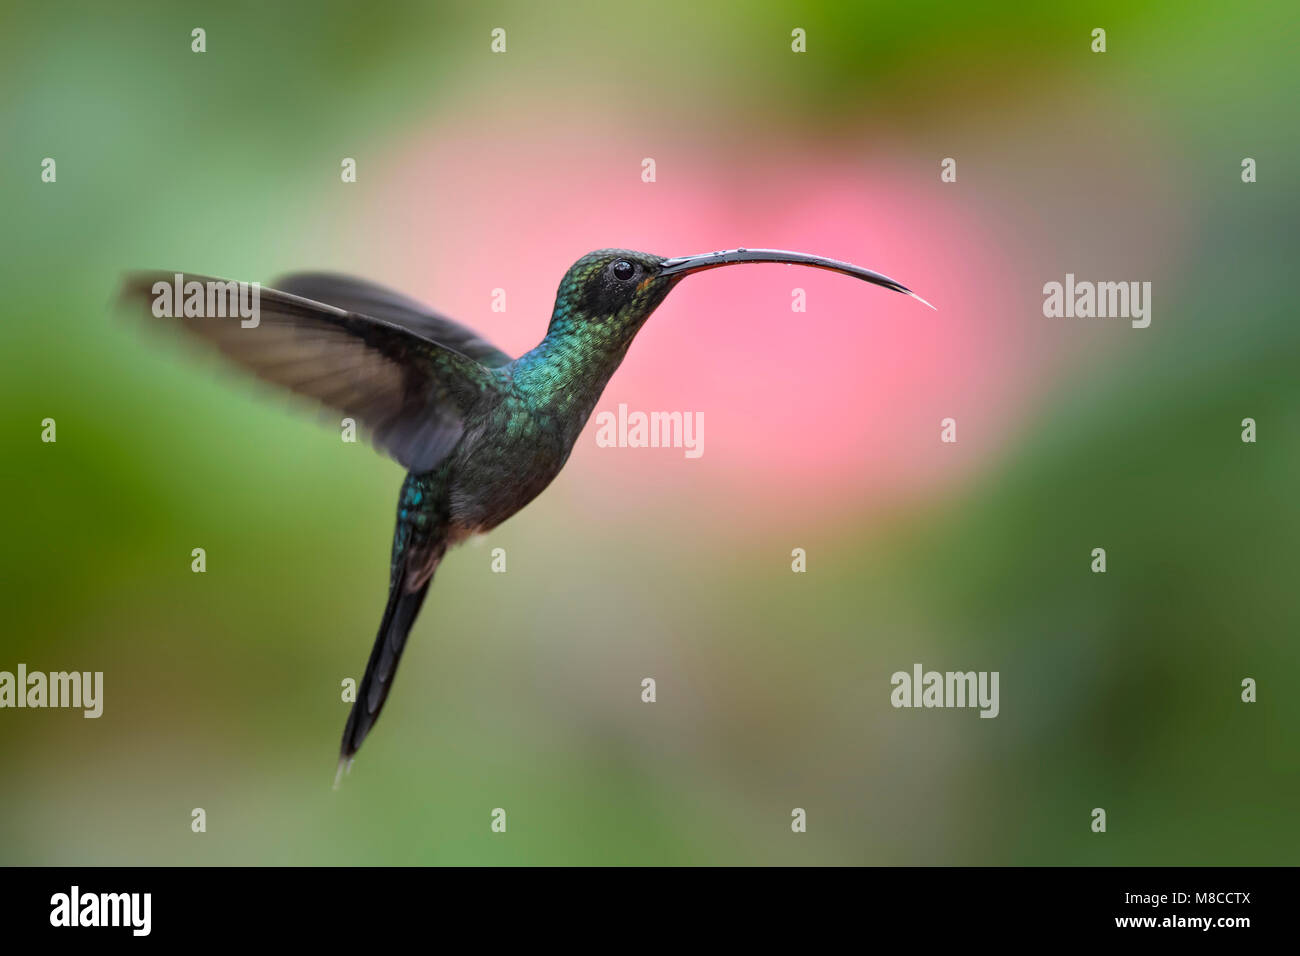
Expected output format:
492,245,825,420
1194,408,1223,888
657,248,935,310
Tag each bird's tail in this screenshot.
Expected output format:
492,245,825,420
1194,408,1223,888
338,561,433,773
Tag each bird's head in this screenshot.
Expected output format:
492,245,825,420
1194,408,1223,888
547,249,674,339
547,246,932,343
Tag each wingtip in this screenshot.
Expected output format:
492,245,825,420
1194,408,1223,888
114,271,157,310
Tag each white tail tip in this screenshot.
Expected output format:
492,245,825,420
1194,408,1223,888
333,757,352,790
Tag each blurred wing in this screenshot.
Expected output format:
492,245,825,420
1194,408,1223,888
120,272,498,472
273,272,514,368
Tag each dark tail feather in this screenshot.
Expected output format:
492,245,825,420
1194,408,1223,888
338,565,431,770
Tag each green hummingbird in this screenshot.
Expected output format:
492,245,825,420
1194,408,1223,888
121,248,931,780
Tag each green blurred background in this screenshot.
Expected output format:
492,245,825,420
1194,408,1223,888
1,1,1296,864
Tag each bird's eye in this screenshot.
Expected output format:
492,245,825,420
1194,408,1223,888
612,259,636,281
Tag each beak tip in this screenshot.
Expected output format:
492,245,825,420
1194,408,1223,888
907,290,937,311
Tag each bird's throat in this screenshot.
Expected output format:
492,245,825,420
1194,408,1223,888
511,322,638,435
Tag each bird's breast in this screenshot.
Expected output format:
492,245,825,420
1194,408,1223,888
445,397,578,532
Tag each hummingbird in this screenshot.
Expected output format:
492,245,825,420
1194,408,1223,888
120,248,932,780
